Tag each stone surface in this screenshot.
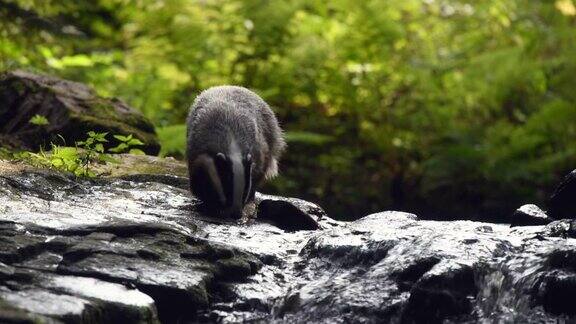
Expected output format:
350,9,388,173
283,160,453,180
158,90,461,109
0,70,160,154
255,194,324,231
549,169,576,220
0,159,575,323
542,219,576,239
510,204,552,227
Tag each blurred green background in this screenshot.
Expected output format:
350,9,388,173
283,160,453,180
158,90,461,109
1,0,575,221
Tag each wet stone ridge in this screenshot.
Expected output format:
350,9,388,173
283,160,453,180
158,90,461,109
0,161,575,323
0,170,262,323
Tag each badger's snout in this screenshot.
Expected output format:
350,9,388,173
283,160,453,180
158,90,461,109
189,149,250,220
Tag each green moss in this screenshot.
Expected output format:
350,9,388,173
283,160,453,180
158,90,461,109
87,99,127,120
85,99,154,132
68,113,160,155
91,154,188,178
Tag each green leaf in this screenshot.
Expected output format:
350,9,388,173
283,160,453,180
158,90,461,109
113,135,129,142
109,143,129,153
29,115,49,126
129,148,145,155
127,138,145,146
59,54,94,67
95,132,108,142
51,159,64,167
52,147,79,160
98,154,120,164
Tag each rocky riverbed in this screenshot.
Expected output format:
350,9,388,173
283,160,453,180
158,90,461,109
0,158,574,323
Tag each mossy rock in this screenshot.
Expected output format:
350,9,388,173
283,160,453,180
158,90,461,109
0,70,160,155
93,154,189,190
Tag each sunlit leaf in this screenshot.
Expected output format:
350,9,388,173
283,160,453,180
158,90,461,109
29,115,49,126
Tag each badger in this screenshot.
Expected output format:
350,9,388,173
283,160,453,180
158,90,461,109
186,86,286,219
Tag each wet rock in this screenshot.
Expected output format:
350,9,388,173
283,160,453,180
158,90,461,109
400,262,477,323
537,271,576,315
0,70,160,154
0,166,265,323
510,204,553,227
542,219,576,238
0,160,576,323
255,194,325,231
548,169,576,220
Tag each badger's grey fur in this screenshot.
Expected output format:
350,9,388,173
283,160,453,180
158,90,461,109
186,85,286,219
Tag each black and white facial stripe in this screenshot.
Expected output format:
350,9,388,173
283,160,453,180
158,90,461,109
190,143,254,219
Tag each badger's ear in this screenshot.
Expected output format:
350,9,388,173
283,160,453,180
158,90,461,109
243,154,254,204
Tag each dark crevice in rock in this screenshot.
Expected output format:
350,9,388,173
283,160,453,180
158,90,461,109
299,236,395,269
214,258,257,282
54,222,184,238
547,248,576,271
394,257,441,291
255,194,325,232
257,199,320,231
400,264,477,323
137,283,208,323
537,271,576,315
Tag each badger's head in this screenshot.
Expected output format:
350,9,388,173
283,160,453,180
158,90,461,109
189,146,254,219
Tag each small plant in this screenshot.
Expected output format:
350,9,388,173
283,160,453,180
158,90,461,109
109,134,145,155
78,131,120,164
28,131,118,177
77,131,108,161
29,114,49,126
2,132,145,178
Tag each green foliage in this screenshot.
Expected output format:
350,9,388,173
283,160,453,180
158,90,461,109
29,114,49,126
2,0,576,219
28,132,114,177
36,145,92,177
109,134,145,155
285,131,333,146
156,124,186,158
4,132,147,177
